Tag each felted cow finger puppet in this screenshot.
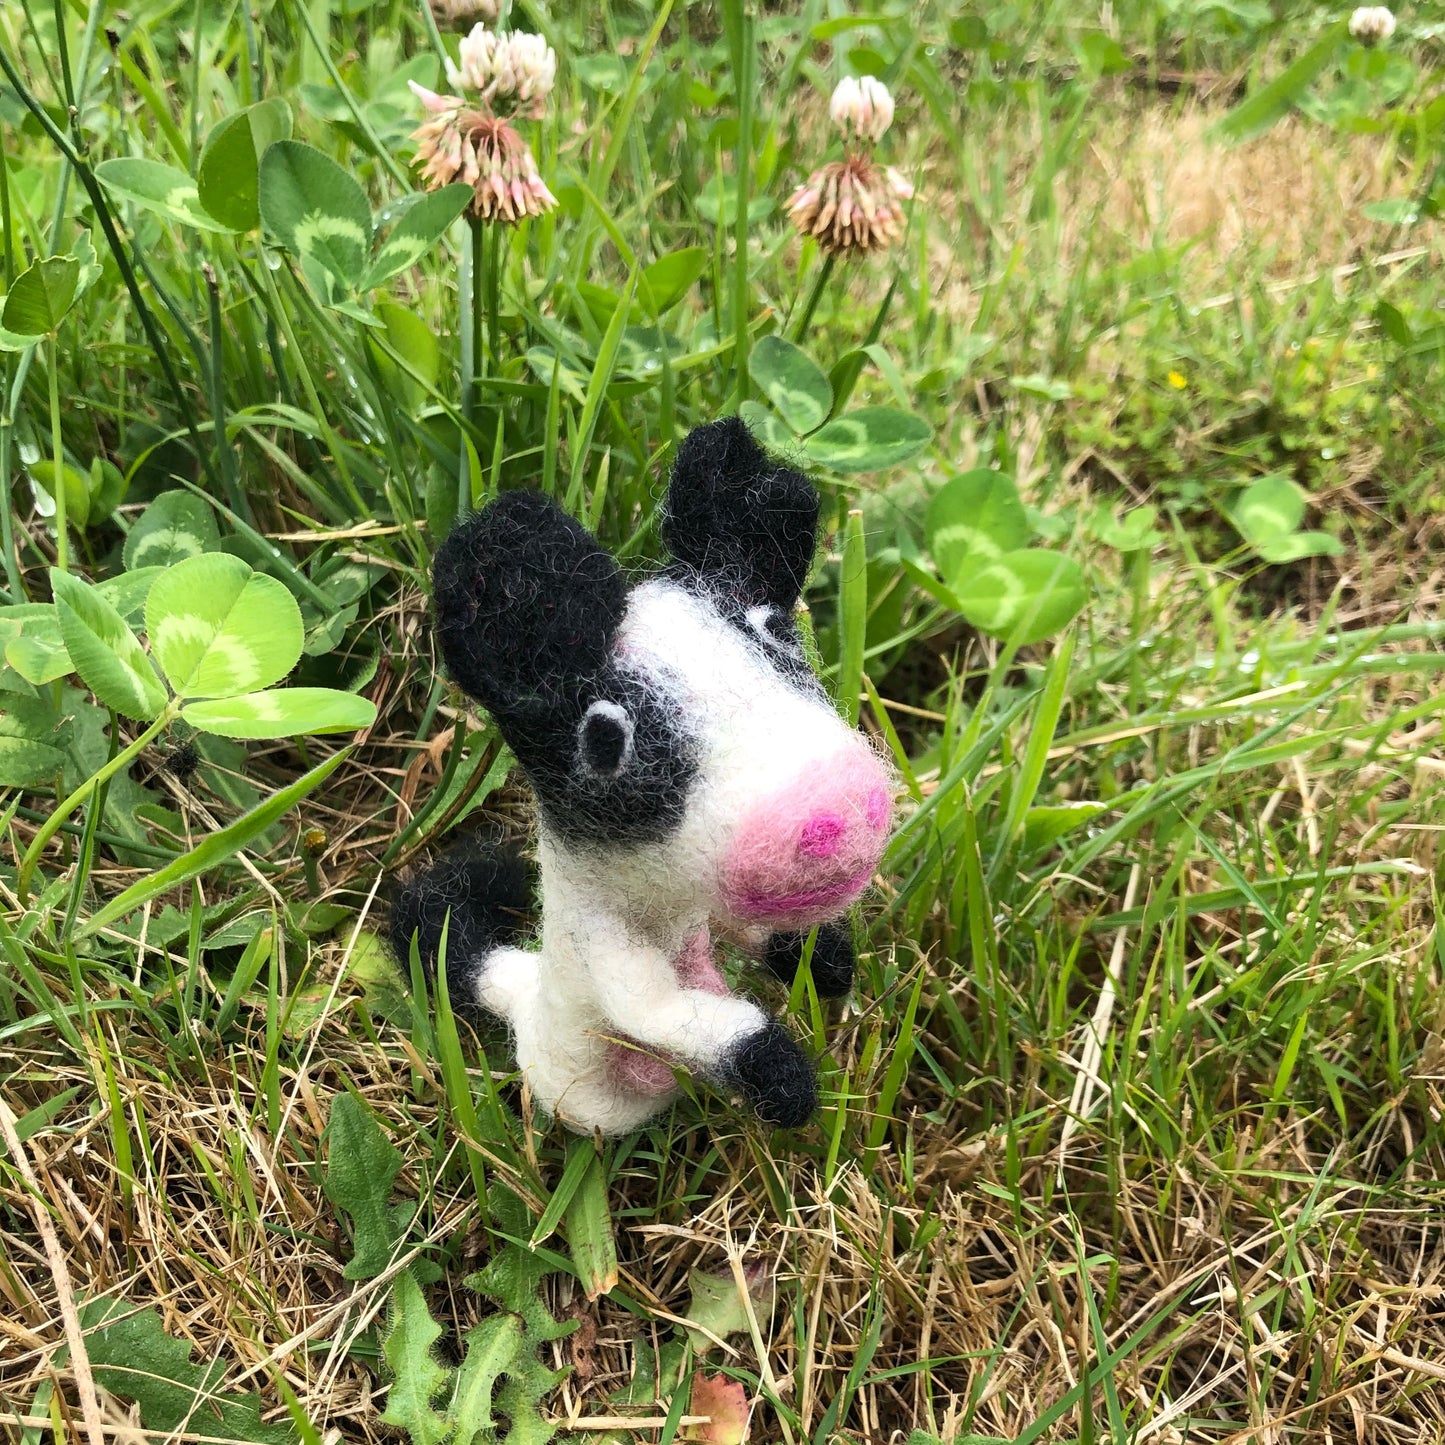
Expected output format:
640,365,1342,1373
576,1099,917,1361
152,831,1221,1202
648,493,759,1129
391,416,894,1134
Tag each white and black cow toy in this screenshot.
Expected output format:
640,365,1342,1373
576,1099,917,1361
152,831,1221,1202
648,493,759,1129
391,417,894,1134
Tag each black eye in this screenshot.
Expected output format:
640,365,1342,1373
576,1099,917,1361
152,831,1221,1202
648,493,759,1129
746,604,803,658
577,700,634,778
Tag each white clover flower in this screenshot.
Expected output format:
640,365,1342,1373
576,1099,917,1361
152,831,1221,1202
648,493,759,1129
829,76,863,132
447,26,502,94
829,75,894,145
445,24,556,119
787,154,912,254
494,31,556,118
1348,6,1396,44
408,82,557,222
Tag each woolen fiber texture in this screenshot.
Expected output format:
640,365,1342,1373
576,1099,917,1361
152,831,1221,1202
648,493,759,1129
392,417,895,1135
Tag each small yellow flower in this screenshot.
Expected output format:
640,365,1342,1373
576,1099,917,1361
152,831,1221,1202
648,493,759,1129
1167,370,1188,390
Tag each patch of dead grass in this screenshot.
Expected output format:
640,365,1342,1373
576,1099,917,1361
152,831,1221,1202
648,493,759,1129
7,1022,1445,1442
1088,108,1400,284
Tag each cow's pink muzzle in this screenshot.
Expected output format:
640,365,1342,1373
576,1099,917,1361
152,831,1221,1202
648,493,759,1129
719,745,893,928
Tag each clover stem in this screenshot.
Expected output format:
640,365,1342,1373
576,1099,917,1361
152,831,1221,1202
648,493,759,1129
788,250,835,347
459,212,486,521
469,212,487,404
0,361,24,599
17,704,177,902
485,220,504,379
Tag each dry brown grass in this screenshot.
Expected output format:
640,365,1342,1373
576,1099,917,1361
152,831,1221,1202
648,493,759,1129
918,98,1414,320
1090,108,1400,283
6,949,1445,1444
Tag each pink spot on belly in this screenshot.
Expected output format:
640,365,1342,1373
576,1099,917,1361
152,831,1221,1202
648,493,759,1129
608,931,730,1098
608,1043,678,1095
672,928,729,996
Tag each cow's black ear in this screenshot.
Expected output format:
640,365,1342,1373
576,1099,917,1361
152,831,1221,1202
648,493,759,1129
433,492,626,718
662,416,820,610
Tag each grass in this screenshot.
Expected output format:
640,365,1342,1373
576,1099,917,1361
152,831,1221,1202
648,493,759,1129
3,1,1445,1442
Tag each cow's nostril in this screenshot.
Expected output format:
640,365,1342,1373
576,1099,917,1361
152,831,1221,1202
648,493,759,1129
866,786,889,831
798,812,846,858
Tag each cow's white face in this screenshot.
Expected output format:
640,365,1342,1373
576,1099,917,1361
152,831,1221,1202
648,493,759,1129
405,416,896,1134
601,579,892,930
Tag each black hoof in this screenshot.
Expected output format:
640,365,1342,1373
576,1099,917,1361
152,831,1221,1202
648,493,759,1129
763,922,855,999
721,1019,818,1128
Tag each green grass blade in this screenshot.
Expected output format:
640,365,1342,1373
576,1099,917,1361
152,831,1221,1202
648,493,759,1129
77,748,351,938
994,628,1076,871
562,1147,618,1301
1213,22,1348,143
567,267,637,511
530,1132,595,1248
429,921,490,1208
835,509,867,727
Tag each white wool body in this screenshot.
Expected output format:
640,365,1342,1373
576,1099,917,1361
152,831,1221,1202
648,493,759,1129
468,578,880,1133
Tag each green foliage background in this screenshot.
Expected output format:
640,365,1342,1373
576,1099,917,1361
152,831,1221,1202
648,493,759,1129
3,2,1445,1443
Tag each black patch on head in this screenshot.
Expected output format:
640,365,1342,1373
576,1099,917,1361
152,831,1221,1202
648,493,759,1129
388,840,534,1007
433,491,626,714
720,1018,819,1128
432,493,699,847
733,601,823,694
662,416,820,612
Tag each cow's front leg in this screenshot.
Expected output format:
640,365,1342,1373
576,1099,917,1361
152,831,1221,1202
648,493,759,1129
718,1016,820,1128
590,931,818,1127
762,922,855,999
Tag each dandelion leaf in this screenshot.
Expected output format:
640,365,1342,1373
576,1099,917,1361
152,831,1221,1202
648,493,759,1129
323,1091,416,1278
467,1244,572,1346
492,1354,568,1445
380,1271,453,1445
78,1299,296,1445
445,1187,578,1445
467,1190,576,1346
450,1312,524,1445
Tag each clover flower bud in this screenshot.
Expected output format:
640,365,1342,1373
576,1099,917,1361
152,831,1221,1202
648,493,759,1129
787,155,912,254
829,75,895,145
1348,6,1396,44
408,82,557,223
